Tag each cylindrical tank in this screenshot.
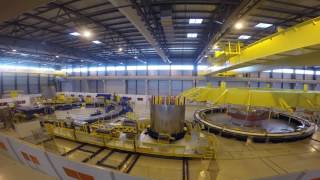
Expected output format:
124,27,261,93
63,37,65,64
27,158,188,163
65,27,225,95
149,96,186,140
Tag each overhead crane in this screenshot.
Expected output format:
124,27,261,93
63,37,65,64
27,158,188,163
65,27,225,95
204,16,320,75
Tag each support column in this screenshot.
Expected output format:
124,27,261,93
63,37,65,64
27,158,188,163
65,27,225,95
145,79,148,95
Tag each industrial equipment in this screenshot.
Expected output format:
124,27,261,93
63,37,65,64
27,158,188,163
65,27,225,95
149,96,186,141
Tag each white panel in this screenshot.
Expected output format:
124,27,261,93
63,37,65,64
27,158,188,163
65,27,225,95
295,74,303,80
209,80,219,87
3,72,15,91
88,80,97,93
61,80,72,92
72,80,80,92
97,70,105,76
295,83,303,89
182,70,192,76
128,80,137,94
159,70,169,76
171,70,182,76
127,70,136,76
47,152,112,180
148,70,158,76
227,81,247,88
249,82,258,88
106,80,125,94
158,80,169,95
116,70,126,76
148,80,158,95
9,138,58,177
40,74,48,85
197,80,207,87
0,133,19,161
97,80,104,93
272,82,282,89
283,83,291,89
80,80,89,92
29,74,39,94
17,73,28,94
137,80,145,95
182,80,193,91
172,80,182,96
137,70,147,76
272,73,282,78
260,72,270,78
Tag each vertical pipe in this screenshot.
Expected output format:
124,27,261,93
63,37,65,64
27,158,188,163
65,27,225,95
27,73,30,94
0,72,3,96
14,72,17,90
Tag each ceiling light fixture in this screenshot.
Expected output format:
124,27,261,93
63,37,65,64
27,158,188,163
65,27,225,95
12,49,16,52
82,30,92,38
238,35,251,39
134,56,138,59
92,40,102,44
118,47,123,52
189,18,203,24
255,23,273,28
212,44,219,50
187,33,198,38
70,32,80,36
55,55,59,58
234,22,243,29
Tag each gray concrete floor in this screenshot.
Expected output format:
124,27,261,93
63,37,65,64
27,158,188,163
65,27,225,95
1,103,320,180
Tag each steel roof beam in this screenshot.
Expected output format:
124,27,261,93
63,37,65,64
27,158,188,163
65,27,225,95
0,35,117,64
48,2,143,57
195,0,265,64
0,0,54,22
108,0,170,63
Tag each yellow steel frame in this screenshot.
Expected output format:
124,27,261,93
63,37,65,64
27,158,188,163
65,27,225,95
180,84,320,112
206,16,320,75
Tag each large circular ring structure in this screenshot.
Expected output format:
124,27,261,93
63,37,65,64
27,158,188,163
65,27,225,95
194,106,316,142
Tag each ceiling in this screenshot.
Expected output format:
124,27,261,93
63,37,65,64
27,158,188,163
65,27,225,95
0,0,319,67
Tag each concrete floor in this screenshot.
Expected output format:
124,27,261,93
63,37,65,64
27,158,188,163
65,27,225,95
1,103,320,180
0,153,56,180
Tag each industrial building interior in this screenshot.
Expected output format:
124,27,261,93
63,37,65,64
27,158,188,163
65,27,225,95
0,0,320,180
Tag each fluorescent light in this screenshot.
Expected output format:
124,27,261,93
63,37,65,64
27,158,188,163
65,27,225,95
148,65,170,70
187,33,198,38
189,18,203,24
127,66,147,71
238,35,251,39
116,66,125,71
212,44,219,50
171,65,194,70
197,65,208,71
12,49,16,52
82,30,92,38
92,40,102,44
282,69,294,73
255,23,273,28
234,22,243,29
70,32,80,36
304,70,314,75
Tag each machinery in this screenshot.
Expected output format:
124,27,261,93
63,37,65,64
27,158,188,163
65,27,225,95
149,96,186,141
181,84,318,142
